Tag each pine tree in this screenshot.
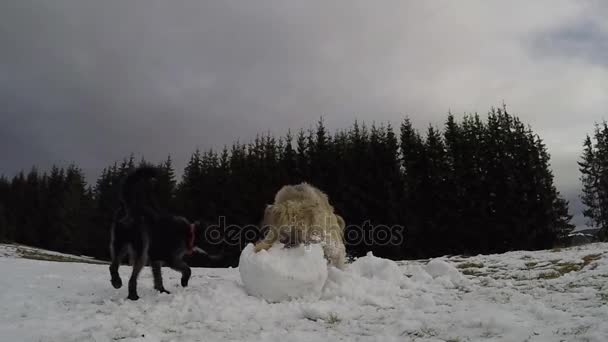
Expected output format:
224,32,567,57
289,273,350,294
399,118,427,257
296,129,310,181
579,122,608,241
157,155,177,210
177,149,203,218
424,125,453,255
310,117,332,189
458,113,488,253
281,130,297,183
20,167,43,247
579,134,602,228
60,164,90,254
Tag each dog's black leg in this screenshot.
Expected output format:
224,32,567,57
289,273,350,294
109,258,123,289
109,244,128,289
169,259,191,287
127,255,146,301
151,261,170,294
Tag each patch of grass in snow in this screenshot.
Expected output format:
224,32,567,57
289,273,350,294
535,255,602,280
582,253,602,267
566,282,586,289
457,261,487,277
326,313,341,325
479,278,492,286
525,261,539,269
303,311,341,325
556,262,582,275
416,327,438,338
457,261,484,269
461,269,486,276
538,271,561,280
402,327,438,338
481,330,498,338
597,292,608,303
574,325,591,336
558,325,592,336
536,259,587,279
510,274,529,281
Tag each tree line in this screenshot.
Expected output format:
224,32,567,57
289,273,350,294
0,106,577,266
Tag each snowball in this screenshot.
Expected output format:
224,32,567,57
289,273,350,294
238,243,328,302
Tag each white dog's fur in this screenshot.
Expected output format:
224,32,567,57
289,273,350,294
255,183,347,269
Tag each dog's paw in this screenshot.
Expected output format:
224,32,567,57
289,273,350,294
181,277,189,287
111,277,123,289
155,287,171,294
127,293,140,301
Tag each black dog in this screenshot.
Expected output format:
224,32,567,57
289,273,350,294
109,167,215,300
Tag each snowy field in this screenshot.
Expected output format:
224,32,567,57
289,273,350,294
1,243,608,342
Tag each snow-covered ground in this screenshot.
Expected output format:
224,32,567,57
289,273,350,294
1,243,608,341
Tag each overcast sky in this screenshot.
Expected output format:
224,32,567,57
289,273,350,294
1,1,607,227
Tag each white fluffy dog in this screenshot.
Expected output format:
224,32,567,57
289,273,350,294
254,183,347,269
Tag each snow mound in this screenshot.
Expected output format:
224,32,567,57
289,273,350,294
321,252,414,307
349,251,403,282
239,243,328,302
425,258,468,287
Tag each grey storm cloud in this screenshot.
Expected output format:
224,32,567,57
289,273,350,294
1,0,608,227
531,20,608,67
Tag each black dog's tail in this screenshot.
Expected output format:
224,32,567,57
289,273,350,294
121,166,161,219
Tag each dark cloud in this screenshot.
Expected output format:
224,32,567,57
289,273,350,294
531,21,608,67
1,1,607,226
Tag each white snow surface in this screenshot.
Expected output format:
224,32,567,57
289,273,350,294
1,243,608,341
239,243,328,302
